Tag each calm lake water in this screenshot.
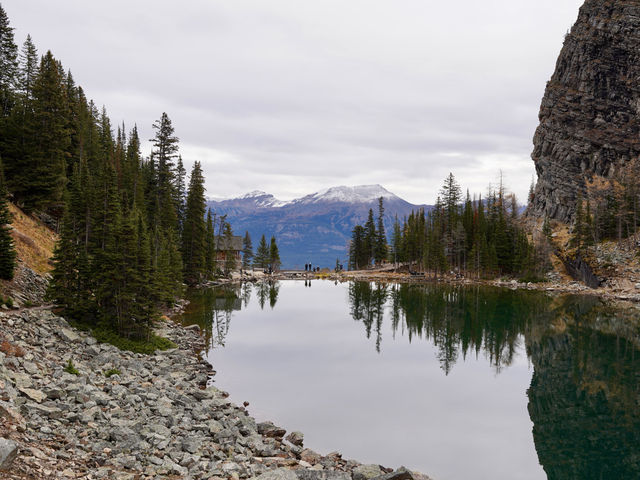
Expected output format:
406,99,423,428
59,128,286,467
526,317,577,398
179,280,640,480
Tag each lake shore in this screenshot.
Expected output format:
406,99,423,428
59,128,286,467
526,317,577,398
259,268,640,304
0,307,434,480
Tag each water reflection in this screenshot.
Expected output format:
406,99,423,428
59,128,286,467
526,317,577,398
255,281,280,310
349,282,551,374
181,281,640,479
527,297,640,479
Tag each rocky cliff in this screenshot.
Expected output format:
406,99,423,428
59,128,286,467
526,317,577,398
529,0,640,223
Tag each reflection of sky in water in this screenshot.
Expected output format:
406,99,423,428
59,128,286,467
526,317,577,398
201,281,544,480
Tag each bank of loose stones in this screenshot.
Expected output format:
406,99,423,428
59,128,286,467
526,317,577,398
0,310,432,480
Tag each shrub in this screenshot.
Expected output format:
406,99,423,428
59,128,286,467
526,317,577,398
92,326,177,355
104,368,121,378
64,359,79,375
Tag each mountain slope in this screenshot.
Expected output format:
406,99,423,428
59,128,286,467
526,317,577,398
207,185,431,268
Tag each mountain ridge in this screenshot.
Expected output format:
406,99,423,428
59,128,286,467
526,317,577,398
207,185,431,268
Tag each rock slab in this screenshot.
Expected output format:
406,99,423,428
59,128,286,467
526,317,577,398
0,438,18,471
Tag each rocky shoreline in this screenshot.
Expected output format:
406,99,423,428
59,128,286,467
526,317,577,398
0,308,432,480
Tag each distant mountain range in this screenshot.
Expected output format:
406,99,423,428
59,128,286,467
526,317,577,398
206,185,432,269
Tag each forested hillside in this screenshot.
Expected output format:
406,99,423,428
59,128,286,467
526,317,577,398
0,4,225,343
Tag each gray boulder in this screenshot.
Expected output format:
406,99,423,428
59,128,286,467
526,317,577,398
353,464,384,480
0,438,18,471
251,468,298,480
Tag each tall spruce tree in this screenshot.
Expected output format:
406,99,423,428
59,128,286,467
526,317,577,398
181,161,206,284
254,234,270,269
0,4,18,116
269,236,281,271
242,231,253,269
363,208,376,266
20,51,70,212
18,34,37,102
204,208,215,277
374,196,387,264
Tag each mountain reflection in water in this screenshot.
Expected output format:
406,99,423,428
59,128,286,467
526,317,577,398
180,281,640,480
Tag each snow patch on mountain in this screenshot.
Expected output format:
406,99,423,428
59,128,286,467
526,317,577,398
294,185,398,205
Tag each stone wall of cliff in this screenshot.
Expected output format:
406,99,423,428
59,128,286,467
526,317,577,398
529,0,640,223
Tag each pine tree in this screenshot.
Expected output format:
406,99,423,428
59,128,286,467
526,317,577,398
174,155,186,232
0,4,18,116
269,236,281,271
390,215,402,264
181,161,206,284
223,222,236,275
374,196,388,264
242,231,253,269
16,51,70,212
254,234,270,269
18,34,37,103
349,225,367,270
0,157,16,279
150,112,179,232
363,208,376,267
204,208,215,277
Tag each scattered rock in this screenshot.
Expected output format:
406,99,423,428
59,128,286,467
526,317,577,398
353,464,384,480
0,309,431,479
257,421,286,439
0,438,18,471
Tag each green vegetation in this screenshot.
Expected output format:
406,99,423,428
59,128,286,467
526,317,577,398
92,325,177,354
64,359,79,375
0,5,263,348
242,231,253,269
104,368,122,377
350,174,550,280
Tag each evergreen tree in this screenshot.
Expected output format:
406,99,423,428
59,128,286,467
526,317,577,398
221,222,236,275
242,231,253,269
0,4,18,116
18,51,70,212
181,161,206,284
390,215,402,264
0,157,15,279
269,236,281,271
204,208,215,277
18,34,37,102
363,208,376,267
254,234,270,269
150,112,179,232
374,196,387,264
349,225,367,270
174,155,186,232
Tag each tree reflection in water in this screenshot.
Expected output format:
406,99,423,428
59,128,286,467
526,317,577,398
182,281,640,478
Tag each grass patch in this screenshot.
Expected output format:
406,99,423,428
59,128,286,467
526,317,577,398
8,203,57,274
92,325,177,355
0,295,12,308
64,359,79,375
104,368,122,377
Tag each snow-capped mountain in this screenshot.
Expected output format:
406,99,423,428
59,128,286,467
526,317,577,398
207,185,431,269
292,185,399,205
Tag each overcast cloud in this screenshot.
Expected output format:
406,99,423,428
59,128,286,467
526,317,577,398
3,0,584,204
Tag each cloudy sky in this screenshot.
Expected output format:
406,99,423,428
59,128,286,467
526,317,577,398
3,0,583,204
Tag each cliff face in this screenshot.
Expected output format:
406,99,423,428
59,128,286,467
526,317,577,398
529,0,640,223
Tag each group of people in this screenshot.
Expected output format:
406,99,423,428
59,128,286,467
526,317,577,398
304,263,320,272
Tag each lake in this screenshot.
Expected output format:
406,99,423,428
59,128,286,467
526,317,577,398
179,280,640,480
